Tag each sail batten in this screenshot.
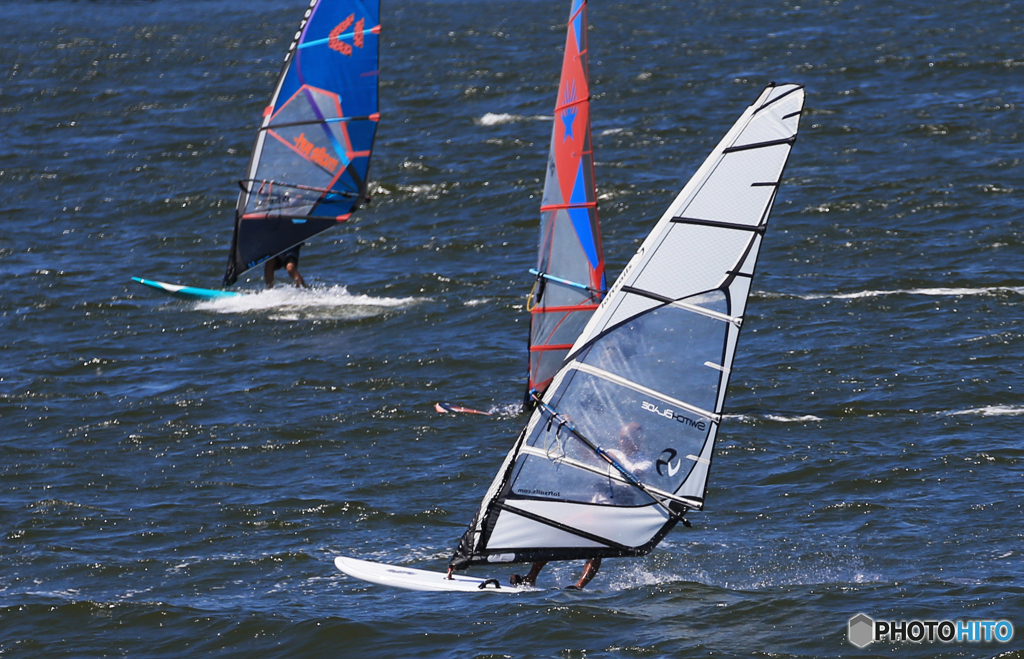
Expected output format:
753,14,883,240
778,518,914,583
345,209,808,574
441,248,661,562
517,446,705,509
571,362,722,422
529,269,600,294
670,216,768,233
667,300,743,326
519,400,681,520
451,82,805,572
223,0,380,286
526,0,606,400
260,115,380,130
539,202,598,211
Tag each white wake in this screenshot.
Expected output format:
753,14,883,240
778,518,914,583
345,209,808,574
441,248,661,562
193,285,425,321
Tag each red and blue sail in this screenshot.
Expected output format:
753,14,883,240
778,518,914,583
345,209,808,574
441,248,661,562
526,0,606,402
224,0,380,286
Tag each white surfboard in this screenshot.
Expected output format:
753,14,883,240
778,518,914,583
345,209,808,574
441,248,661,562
334,556,529,593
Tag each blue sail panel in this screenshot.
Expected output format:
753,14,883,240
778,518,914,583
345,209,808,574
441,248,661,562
567,207,599,270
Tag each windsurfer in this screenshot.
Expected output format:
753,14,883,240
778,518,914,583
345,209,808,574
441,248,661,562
509,422,648,590
591,421,652,504
605,421,652,476
264,245,307,288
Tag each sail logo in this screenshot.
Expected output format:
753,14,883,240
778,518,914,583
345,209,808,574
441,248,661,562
560,80,578,142
599,245,644,311
293,132,338,173
656,449,681,477
329,15,365,56
641,400,707,431
516,487,561,498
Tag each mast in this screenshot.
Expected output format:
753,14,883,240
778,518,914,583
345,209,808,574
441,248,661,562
451,83,805,571
525,0,606,404
223,0,381,286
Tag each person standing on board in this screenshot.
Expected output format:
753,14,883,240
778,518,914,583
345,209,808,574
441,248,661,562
264,244,307,288
605,421,652,477
510,422,649,589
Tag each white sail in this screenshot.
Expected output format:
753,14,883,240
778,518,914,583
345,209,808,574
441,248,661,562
450,83,805,569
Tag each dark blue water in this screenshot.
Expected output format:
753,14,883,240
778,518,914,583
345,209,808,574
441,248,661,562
1,0,1022,657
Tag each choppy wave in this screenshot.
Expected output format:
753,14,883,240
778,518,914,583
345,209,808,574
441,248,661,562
606,553,878,592
726,413,824,423
946,405,1024,417
475,112,549,126
793,286,1024,301
763,413,824,423
488,402,524,418
7,0,1024,655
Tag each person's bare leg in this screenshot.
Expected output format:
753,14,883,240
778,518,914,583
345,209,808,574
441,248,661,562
572,557,601,590
511,561,547,586
264,260,275,288
285,262,307,288
524,561,546,586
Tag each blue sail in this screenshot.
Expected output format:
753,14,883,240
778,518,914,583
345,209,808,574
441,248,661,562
224,0,380,286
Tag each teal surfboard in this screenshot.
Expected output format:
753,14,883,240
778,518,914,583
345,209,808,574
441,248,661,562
132,277,242,301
